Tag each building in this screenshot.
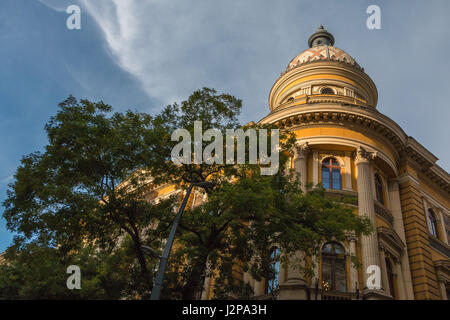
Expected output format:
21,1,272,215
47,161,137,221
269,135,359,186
157,26,450,300
255,25,449,300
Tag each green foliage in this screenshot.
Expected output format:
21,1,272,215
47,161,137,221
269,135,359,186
162,139,372,299
2,96,177,299
1,88,373,300
146,87,243,186
0,240,136,299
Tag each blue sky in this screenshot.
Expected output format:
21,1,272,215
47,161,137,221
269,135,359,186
1,0,449,252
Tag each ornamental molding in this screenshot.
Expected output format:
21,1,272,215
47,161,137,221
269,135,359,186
374,201,394,226
259,105,406,152
420,190,450,216
318,151,346,166
429,236,450,258
434,260,450,283
295,136,397,176
396,172,421,186
293,142,310,159
355,146,377,165
270,61,378,110
281,59,365,81
377,226,405,260
258,105,450,193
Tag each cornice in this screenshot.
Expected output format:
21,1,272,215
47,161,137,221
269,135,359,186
269,60,378,110
258,103,450,193
259,104,406,151
377,226,405,259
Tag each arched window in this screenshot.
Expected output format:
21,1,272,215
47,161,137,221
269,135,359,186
321,87,335,95
386,258,396,299
265,247,280,294
321,242,347,292
428,208,439,238
375,173,384,204
321,158,341,190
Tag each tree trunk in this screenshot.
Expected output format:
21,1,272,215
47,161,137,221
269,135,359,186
131,235,153,295
181,254,209,300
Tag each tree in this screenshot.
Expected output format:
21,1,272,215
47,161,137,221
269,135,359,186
0,237,153,300
162,155,372,299
146,87,243,186
2,89,373,300
140,88,372,299
2,96,177,298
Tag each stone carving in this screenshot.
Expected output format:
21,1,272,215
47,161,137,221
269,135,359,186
293,142,310,159
355,146,376,164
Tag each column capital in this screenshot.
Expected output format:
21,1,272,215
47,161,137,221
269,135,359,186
345,231,357,242
355,146,376,165
293,142,310,159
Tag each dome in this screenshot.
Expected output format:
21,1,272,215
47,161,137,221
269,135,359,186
268,26,378,111
286,45,361,72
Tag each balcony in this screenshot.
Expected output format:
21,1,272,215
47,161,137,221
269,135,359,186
374,201,394,226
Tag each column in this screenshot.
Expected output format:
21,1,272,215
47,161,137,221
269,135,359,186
343,151,353,191
388,181,415,299
348,235,359,292
293,143,309,192
254,280,263,296
312,151,319,187
278,263,286,284
355,146,381,289
438,210,449,244
285,252,306,284
379,247,389,293
279,251,308,300
394,258,406,300
437,277,448,300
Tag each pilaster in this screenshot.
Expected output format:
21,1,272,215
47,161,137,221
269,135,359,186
355,146,382,294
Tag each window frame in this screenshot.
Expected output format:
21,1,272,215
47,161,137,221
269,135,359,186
321,242,347,292
385,258,396,299
428,208,439,239
265,247,281,294
375,173,384,204
321,157,342,190
320,87,335,95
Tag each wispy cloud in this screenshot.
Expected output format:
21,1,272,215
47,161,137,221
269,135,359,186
77,0,300,116
40,0,450,170
38,0,74,12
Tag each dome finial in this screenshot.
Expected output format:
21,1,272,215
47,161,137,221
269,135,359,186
308,25,335,47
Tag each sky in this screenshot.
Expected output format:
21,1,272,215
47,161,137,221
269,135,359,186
1,0,449,252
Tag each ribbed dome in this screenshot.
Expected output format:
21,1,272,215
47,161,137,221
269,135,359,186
268,26,378,111
286,45,361,72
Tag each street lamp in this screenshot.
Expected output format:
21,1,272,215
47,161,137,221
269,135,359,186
149,181,214,300
140,245,161,259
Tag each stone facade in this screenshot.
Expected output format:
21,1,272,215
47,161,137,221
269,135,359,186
248,26,449,300
154,26,450,300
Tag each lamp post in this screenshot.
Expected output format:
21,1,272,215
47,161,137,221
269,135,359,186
149,181,214,300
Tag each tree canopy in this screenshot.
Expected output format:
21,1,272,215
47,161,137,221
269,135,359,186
1,88,372,300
